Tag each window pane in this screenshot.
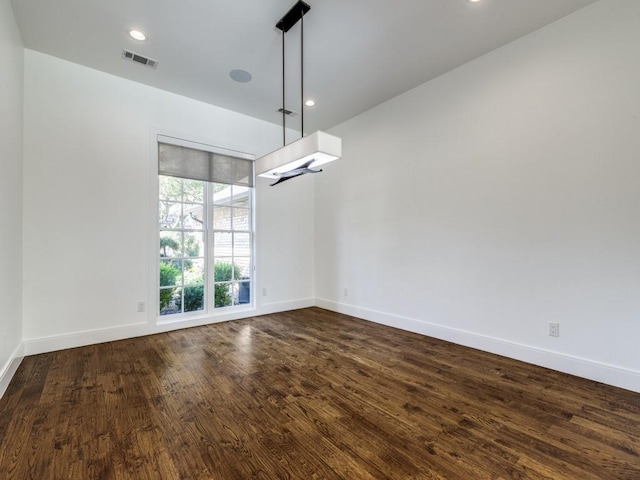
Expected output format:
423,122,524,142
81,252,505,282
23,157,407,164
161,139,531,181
160,260,182,287
159,176,182,201
214,283,233,307
214,207,232,230
182,179,204,203
184,259,204,285
231,191,249,209
214,260,235,282
213,184,233,206
236,281,251,305
159,202,182,229
183,204,204,229
160,286,182,315
160,232,182,258
184,232,204,258
233,208,250,231
214,232,232,256
234,257,251,280
233,233,251,257
183,284,204,312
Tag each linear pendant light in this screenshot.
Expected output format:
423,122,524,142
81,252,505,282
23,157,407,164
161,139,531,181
255,0,342,186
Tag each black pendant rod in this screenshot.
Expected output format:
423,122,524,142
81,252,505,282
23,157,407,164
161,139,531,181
282,29,286,147
300,12,304,138
276,1,311,144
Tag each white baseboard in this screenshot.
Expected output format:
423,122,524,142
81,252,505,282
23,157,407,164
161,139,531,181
23,322,152,356
0,342,24,399
22,298,316,357
257,298,315,316
315,298,640,394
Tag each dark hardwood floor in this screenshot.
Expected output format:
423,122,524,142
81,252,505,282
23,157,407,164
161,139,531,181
1,307,639,479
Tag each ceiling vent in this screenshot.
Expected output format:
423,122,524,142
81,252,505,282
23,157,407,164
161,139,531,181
122,49,158,69
277,107,297,116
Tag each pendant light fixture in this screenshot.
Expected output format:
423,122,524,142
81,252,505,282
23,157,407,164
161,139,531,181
255,0,342,186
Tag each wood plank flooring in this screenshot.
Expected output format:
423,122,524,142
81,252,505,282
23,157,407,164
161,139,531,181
1,307,639,479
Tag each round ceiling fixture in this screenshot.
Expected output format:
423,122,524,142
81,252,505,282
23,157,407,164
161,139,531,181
229,69,252,83
129,30,147,41
305,99,316,107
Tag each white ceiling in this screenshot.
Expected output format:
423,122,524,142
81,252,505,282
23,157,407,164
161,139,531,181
11,0,598,133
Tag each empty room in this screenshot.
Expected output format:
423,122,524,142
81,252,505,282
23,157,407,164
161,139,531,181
1,0,639,478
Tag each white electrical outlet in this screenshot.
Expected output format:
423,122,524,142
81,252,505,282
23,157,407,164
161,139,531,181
548,322,560,337
137,302,145,313
262,288,267,297
344,287,348,297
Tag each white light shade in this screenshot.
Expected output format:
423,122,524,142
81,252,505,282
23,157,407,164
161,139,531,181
256,131,342,179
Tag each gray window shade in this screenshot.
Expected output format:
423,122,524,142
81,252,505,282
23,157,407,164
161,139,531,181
159,142,254,187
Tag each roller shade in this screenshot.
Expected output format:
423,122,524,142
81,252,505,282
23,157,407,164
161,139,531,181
158,141,254,187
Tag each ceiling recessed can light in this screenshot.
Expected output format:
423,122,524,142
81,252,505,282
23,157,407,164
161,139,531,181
469,0,481,3
129,30,147,41
305,99,315,107
229,69,252,83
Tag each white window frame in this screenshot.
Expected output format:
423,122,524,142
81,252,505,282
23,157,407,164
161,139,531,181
153,134,256,324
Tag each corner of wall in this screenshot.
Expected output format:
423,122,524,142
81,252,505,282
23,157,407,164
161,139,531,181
0,0,25,402
0,342,24,400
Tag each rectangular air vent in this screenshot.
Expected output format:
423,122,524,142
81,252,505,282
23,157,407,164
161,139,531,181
277,107,298,116
122,49,158,69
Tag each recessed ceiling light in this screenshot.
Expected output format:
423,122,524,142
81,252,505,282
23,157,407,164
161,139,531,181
229,69,252,83
469,0,481,3
305,99,315,107
129,30,147,41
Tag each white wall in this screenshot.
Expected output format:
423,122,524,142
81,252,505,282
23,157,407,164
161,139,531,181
22,50,314,352
0,0,24,396
256,173,315,310
316,0,640,392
